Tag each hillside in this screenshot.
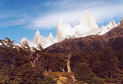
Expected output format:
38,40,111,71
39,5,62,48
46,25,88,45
45,20,123,52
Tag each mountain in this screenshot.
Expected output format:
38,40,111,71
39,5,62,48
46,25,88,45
20,37,35,48
34,31,57,48
56,20,75,41
45,19,123,52
79,10,99,30
56,10,100,40
33,30,41,45
20,10,118,49
98,20,117,35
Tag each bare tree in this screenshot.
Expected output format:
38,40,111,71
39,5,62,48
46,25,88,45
0,37,14,47
20,41,43,69
64,53,72,73
20,41,31,50
29,53,40,68
60,68,65,72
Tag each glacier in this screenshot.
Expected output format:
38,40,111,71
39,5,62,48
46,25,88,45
20,10,118,49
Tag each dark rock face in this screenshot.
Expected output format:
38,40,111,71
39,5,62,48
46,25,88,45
120,19,123,26
45,20,123,53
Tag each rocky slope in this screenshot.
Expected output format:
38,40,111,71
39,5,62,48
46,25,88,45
45,20,123,52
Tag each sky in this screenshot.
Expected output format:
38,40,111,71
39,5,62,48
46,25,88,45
0,0,123,43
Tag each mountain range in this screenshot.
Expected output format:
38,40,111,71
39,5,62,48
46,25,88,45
45,19,123,52
20,10,118,49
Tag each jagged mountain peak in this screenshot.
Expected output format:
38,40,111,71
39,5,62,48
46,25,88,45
112,20,116,24
99,20,117,35
47,32,54,41
48,32,53,38
120,19,123,26
45,23,123,52
33,30,41,45
82,10,91,17
36,30,40,35
20,37,29,43
58,19,64,28
79,10,99,30
108,20,117,27
19,10,120,49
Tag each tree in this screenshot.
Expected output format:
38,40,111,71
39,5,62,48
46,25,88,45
99,48,120,78
0,37,14,48
64,53,72,73
0,38,51,83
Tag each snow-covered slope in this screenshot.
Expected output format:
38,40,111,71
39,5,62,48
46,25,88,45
21,31,58,48
79,10,99,30
98,20,117,35
56,20,75,41
20,10,118,49
56,11,99,40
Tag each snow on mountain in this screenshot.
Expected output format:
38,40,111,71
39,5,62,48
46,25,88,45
20,30,58,49
20,37,36,48
33,30,41,45
47,33,54,42
56,20,75,41
74,10,100,37
20,37,30,44
56,11,100,40
33,30,58,48
20,10,118,49
99,20,117,35
79,10,99,30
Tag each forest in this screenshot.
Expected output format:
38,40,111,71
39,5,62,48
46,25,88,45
0,37,123,84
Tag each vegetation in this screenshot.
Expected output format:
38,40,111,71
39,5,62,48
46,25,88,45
0,38,123,84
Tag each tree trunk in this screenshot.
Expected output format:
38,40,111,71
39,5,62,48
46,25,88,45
67,56,71,73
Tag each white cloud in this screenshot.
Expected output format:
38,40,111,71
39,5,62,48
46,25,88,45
0,13,31,27
0,0,123,29
28,0,123,29
29,11,81,29
2,18,29,27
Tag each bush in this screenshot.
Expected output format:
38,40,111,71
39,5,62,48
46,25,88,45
75,81,85,84
74,62,104,84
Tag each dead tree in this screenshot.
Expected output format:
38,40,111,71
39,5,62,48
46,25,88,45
65,53,72,73
0,37,15,47
20,42,42,68
60,68,65,72
29,53,40,68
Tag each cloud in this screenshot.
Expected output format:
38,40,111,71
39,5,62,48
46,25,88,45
0,0,123,29
1,18,29,27
0,12,31,27
29,11,81,29
28,0,123,29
